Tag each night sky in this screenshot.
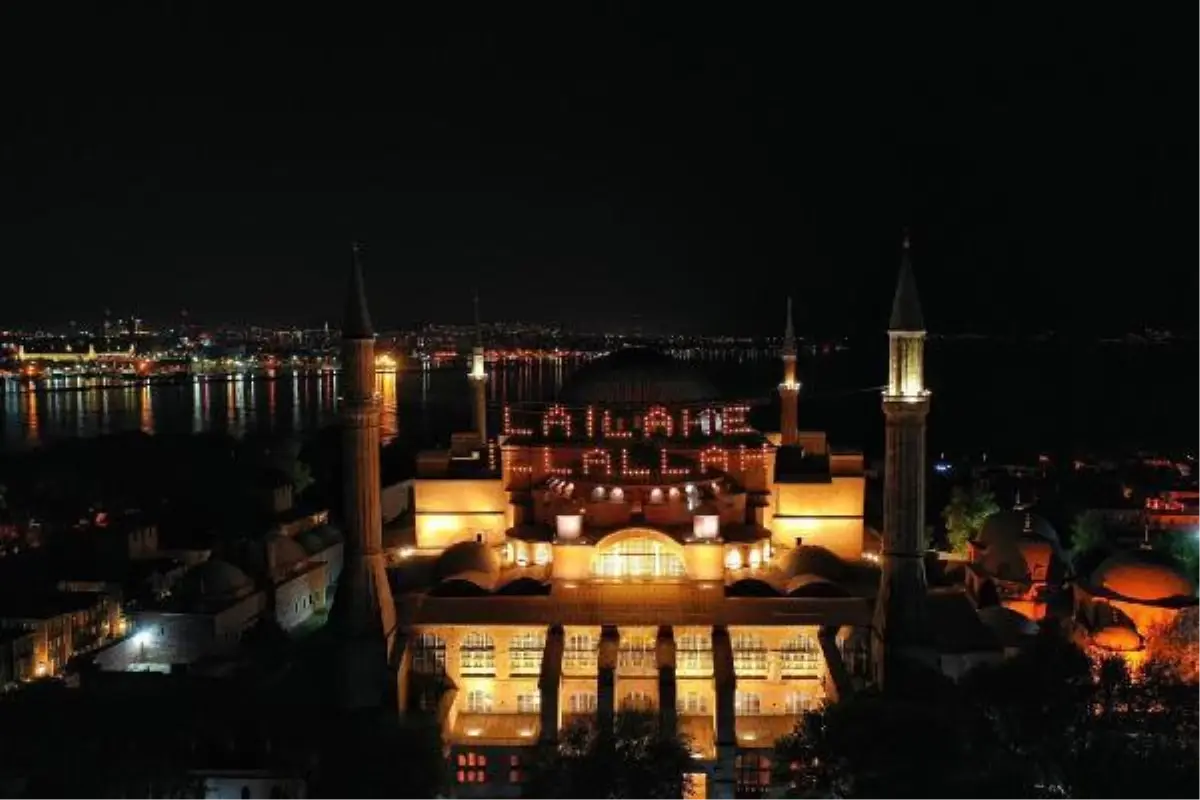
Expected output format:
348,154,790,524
1,5,1192,336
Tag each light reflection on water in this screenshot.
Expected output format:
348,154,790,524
0,358,596,452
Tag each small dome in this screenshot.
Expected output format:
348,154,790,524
1092,625,1144,652
266,532,309,573
434,541,502,589
978,510,1059,547
978,605,1039,645
785,574,850,598
177,559,255,604
782,545,847,583
311,524,343,549
727,577,779,597
558,348,721,406
296,530,326,555
1091,550,1196,603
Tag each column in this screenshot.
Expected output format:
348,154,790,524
656,625,677,737
538,625,565,746
711,625,737,800
597,625,620,730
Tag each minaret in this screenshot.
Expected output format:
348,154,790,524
872,231,933,687
468,291,488,444
778,296,800,446
330,243,398,710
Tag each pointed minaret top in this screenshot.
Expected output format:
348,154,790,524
889,230,925,332
343,242,374,340
473,289,483,349
783,296,796,355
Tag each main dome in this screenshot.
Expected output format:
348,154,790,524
558,348,721,406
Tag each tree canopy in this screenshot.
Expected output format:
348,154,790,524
524,712,694,799
942,484,1000,554
774,625,1199,798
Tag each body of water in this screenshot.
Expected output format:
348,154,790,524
0,341,1194,460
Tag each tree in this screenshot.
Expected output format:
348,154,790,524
774,626,1199,799
1143,608,1200,684
1069,510,1111,567
1152,532,1199,584
525,712,694,799
941,484,1000,555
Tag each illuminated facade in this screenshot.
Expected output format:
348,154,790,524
397,298,877,798
316,235,1013,797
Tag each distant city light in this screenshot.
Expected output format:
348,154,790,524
133,630,154,647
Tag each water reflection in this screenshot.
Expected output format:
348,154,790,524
0,354,786,452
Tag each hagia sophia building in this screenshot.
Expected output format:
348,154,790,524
326,238,1197,798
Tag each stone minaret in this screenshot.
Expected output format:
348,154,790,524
468,291,487,444
778,296,800,446
330,243,398,710
871,232,933,687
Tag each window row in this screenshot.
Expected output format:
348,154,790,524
412,632,546,676
413,631,820,677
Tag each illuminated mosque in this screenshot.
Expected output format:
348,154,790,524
327,238,1027,797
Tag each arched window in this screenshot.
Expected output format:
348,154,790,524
465,689,493,712
413,632,447,675
461,632,495,675
564,632,597,672
592,536,686,579
784,691,815,714
676,691,709,715
509,631,545,676
677,633,713,674
568,692,597,713
734,691,761,716
618,634,655,673
732,633,767,677
620,690,655,711
779,634,821,676
698,409,722,436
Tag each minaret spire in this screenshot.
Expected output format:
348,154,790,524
468,290,488,444
343,242,374,339
778,296,800,446
889,231,924,332
329,243,398,710
873,228,934,688
783,296,796,356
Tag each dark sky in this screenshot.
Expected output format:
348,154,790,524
0,4,1192,336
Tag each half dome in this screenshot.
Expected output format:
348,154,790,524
558,348,721,406
1091,549,1196,603
781,545,847,583
434,540,502,590
1092,624,1144,652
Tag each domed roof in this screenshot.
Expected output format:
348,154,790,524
434,540,502,589
781,545,847,583
311,524,343,548
558,348,721,406
296,529,326,555
1092,625,1144,652
266,531,309,573
978,605,1040,645
1090,549,1196,603
785,574,850,597
177,558,255,604
978,510,1059,547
